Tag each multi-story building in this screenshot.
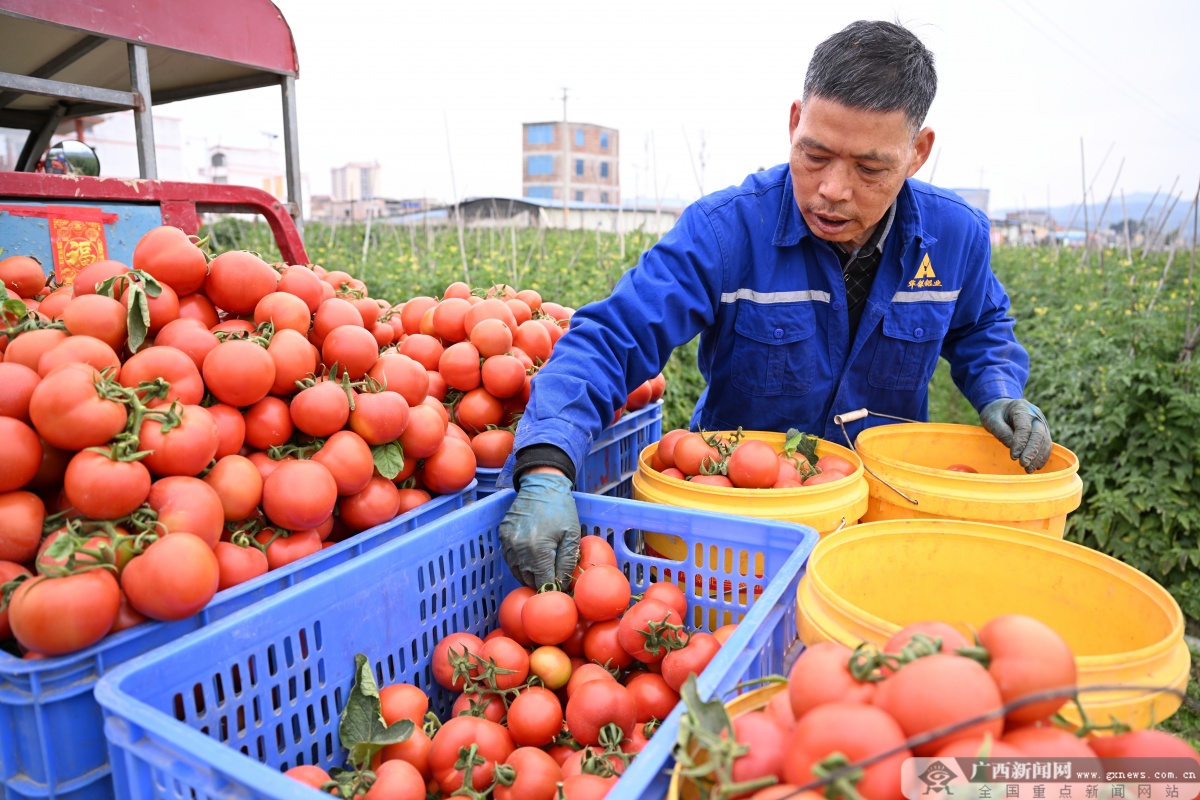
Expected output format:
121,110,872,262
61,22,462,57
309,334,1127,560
331,162,381,202
522,122,619,205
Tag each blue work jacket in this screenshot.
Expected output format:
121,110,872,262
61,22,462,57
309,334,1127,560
510,164,1029,475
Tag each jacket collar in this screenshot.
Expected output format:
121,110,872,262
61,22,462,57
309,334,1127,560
773,167,936,249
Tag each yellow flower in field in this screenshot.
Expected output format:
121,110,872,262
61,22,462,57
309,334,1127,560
450,246,458,254
1074,304,1083,311
1125,309,1132,315
1034,307,1047,316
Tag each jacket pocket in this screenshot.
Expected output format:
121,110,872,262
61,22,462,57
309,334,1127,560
868,302,954,391
730,301,817,397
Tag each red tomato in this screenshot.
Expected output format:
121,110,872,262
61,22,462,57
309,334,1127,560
1001,725,1096,756
28,363,126,450
365,758,426,800
816,454,856,475
573,564,631,622
255,529,323,570
625,380,653,412
284,764,331,790
565,678,636,746
468,318,513,358
522,590,580,645
253,291,311,335
713,623,738,645
203,455,263,521
9,570,121,655
72,259,130,296
380,682,429,727
1088,729,1200,759
643,582,687,619
204,251,278,315
583,618,635,670
133,226,208,295
400,296,437,335
661,632,722,693
310,297,364,348
617,598,685,664
506,686,564,747
261,460,338,531
0,362,39,422
765,688,797,730
872,653,1004,755
266,328,319,397
277,265,325,314
566,663,615,698
395,487,429,514
121,278,179,336
381,727,432,780
427,716,514,794
729,711,788,793
63,449,152,519
139,404,219,477
0,256,45,298
0,491,44,562
397,333,444,371
349,390,410,446
121,532,219,621
62,294,128,351
784,703,911,800
119,346,204,408
213,541,269,591
559,774,617,800
36,333,120,376
454,388,504,435
400,404,446,459
308,431,374,498
498,586,535,645
690,474,734,487
203,339,276,407
572,536,618,580
787,641,875,719
177,293,219,329
4,329,65,373
672,433,720,476
976,614,1077,726
289,381,349,438
512,320,552,364
471,428,515,469
626,672,680,723
726,440,780,488
420,436,477,495
0,418,42,492
322,324,380,380
431,297,472,342
243,396,293,451
439,341,483,391
154,318,219,372
146,476,225,548
338,476,401,532
493,746,562,800
432,632,484,691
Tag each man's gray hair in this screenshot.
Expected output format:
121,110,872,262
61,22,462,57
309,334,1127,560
803,20,937,134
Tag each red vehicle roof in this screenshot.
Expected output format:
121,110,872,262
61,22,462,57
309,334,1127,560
0,0,298,121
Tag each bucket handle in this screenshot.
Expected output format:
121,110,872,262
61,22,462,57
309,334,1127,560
833,408,920,507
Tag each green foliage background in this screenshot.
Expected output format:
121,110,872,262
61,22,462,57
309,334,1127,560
210,218,1200,632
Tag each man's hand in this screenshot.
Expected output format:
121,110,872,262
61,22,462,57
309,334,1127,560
499,470,580,588
980,398,1052,473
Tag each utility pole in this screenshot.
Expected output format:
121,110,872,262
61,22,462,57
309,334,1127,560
561,87,570,227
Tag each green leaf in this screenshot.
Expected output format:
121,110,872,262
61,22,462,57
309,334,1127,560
678,673,732,740
125,284,152,353
338,654,413,770
2,297,27,320
371,441,405,480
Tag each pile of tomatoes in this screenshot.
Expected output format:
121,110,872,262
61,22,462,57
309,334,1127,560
388,283,664,472
650,429,856,489
0,232,483,658
690,615,1200,800
286,535,735,800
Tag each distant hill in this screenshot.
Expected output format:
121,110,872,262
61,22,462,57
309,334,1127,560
994,191,1194,234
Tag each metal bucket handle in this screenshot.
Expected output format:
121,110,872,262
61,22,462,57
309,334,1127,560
833,408,920,506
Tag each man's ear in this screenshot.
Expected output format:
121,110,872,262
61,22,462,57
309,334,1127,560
908,126,935,178
789,100,802,140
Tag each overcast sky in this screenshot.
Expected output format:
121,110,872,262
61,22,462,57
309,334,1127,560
169,0,1200,214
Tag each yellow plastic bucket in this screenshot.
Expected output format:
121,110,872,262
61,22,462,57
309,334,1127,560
853,422,1083,537
633,432,869,576
796,519,1190,729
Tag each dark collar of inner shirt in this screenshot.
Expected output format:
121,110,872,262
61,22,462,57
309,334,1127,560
832,202,897,266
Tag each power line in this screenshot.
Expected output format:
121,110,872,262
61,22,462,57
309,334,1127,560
999,0,1200,145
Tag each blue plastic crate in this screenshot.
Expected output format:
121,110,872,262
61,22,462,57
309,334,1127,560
95,489,816,800
0,483,476,800
474,400,663,496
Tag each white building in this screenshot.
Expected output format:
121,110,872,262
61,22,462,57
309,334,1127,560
331,162,381,201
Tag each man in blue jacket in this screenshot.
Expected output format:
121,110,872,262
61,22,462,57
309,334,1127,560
499,19,1051,589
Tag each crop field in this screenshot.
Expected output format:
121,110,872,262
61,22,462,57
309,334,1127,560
210,217,1200,644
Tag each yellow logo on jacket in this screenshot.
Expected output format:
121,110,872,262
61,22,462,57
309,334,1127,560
908,253,942,289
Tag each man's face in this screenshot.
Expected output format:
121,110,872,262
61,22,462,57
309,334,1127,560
789,95,934,250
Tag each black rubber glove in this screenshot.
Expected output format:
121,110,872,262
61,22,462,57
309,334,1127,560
980,398,1052,473
498,473,580,588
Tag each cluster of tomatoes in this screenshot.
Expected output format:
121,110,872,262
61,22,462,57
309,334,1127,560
286,535,734,800
699,615,1200,800
0,232,485,658
650,429,856,489
387,283,664,471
